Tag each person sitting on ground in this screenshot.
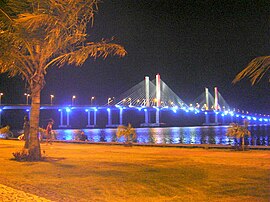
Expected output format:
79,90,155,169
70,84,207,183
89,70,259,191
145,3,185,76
79,131,88,141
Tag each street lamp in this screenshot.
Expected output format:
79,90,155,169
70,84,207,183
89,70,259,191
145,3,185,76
50,95,54,105
107,97,112,105
72,95,76,105
24,93,30,105
136,99,140,106
91,96,95,105
0,93,3,105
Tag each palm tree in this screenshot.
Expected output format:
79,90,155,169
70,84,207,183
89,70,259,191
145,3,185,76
0,0,126,160
233,56,270,85
226,120,251,151
116,123,136,145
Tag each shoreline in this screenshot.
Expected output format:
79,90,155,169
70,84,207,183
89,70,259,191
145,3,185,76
2,138,270,150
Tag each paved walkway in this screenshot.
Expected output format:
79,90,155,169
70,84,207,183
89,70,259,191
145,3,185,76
0,184,52,202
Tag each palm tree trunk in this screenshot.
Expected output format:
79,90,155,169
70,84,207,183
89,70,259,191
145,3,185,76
28,89,41,160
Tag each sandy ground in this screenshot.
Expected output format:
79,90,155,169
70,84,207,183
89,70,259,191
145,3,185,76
0,139,269,202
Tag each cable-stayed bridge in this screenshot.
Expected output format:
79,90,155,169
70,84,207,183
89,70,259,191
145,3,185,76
0,74,269,128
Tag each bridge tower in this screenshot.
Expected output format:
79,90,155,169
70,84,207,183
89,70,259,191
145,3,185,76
205,87,209,110
214,87,219,124
155,74,161,125
145,76,150,125
145,76,150,107
141,74,162,127
214,87,219,110
205,88,210,125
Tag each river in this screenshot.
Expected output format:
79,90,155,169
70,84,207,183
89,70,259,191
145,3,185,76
53,125,270,146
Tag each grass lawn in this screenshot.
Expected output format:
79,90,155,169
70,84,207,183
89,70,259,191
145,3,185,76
0,140,269,202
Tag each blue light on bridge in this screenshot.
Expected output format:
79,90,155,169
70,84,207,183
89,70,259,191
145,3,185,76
26,109,29,112
107,108,110,112
247,116,251,120
94,107,98,112
66,108,71,112
85,109,89,112
205,112,208,115
236,114,240,118
144,109,147,112
241,115,245,118
259,118,263,122
253,117,257,121
221,113,224,117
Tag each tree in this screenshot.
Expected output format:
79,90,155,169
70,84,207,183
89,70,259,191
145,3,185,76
116,123,136,146
233,56,270,85
226,120,251,151
0,0,126,160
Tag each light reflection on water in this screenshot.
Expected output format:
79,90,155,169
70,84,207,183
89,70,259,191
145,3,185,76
53,125,270,146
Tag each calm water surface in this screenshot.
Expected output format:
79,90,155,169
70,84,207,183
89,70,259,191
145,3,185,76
54,125,270,146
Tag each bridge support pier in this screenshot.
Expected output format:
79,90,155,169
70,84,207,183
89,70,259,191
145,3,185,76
119,108,123,125
59,109,71,128
155,109,160,125
215,113,219,125
59,110,63,126
145,110,149,124
204,112,210,125
106,108,112,127
140,109,162,127
230,115,233,123
140,109,151,127
106,108,119,128
86,110,97,128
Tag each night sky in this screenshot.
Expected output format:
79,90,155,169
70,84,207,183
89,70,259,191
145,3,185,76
0,0,269,114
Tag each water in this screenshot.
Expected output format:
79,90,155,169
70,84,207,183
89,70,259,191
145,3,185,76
52,125,270,146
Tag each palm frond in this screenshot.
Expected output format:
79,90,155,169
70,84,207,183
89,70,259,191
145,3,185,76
233,56,270,85
16,13,57,31
46,41,127,69
226,122,251,138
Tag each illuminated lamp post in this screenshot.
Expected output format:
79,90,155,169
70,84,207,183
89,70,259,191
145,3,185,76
107,97,115,105
0,93,3,105
72,95,76,105
24,93,30,105
108,97,112,105
50,95,54,105
91,96,95,105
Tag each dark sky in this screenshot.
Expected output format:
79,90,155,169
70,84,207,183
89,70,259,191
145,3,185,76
0,0,269,114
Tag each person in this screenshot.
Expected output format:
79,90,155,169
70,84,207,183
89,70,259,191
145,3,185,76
79,131,88,141
46,119,54,145
23,116,30,149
